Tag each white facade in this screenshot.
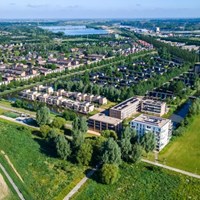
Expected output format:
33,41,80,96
130,114,172,151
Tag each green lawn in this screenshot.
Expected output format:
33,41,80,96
159,116,200,174
73,163,200,200
0,119,86,200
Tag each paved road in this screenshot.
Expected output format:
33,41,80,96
142,159,200,179
63,166,99,200
0,163,25,200
0,115,39,130
0,105,35,118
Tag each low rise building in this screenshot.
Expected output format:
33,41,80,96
88,113,122,133
130,114,172,151
141,99,167,116
109,97,141,120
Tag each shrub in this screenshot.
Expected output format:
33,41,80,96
100,164,120,185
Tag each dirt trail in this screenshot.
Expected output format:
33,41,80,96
0,173,10,200
1,150,24,183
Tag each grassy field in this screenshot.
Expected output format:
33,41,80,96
158,116,200,174
0,119,86,200
73,163,200,200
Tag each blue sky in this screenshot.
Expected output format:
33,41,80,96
0,0,200,19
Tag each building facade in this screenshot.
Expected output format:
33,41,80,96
109,97,141,120
141,99,167,116
88,113,122,133
130,114,172,151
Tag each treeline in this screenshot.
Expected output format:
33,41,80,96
136,34,198,63
55,63,190,102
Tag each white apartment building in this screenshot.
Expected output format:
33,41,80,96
130,114,172,151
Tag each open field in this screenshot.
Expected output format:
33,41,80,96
158,116,200,174
0,119,86,200
73,163,200,200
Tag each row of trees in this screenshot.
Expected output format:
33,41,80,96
137,34,198,63
55,62,190,102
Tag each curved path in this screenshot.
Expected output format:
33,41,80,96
0,163,25,200
63,166,99,200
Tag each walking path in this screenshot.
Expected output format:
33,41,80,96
63,167,98,200
0,163,25,200
142,159,200,179
0,115,39,130
0,105,35,118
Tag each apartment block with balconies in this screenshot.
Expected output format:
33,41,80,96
130,114,172,151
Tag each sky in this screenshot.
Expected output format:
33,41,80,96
0,0,200,19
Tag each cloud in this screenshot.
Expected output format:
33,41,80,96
27,4,48,8
9,3,16,6
136,3,141,7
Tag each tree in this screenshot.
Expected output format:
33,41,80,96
189,99,200,116
128,144,143,163
119,138,132,161
121,126,136,141
62,110,77,121
55,135,71,160
80,117,88,133
140,132,156,153
119,127,138,162
101,130,118,140
100,164,119,185
72,130,85,149
72,116,88,133
101,138,122,165
40,125,51,138
47,128,60,146
52,117,66,129
36,106,50,126
77,141,93,166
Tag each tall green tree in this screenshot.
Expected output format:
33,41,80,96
55,135,71,160
77,141,93,166
72,130,85,149
36,106,50,126
72,116,88,133
101,138,122,165
140,132,156,153
128,144,143,163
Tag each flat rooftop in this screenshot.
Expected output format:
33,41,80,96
111,97,140,111
142,99,165,106
89,113,122,125
132,114,170,128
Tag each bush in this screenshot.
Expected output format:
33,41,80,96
40,125,51,138
101,130,118,140
51,117,66,129
76,141,93,166
62,110,77,121
100,164,120,185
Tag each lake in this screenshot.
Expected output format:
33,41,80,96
40,25,108,36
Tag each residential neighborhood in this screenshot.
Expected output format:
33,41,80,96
0,5,200,200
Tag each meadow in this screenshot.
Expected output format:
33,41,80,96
0,119,86,200
159,116,200,174
73,163,200,200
